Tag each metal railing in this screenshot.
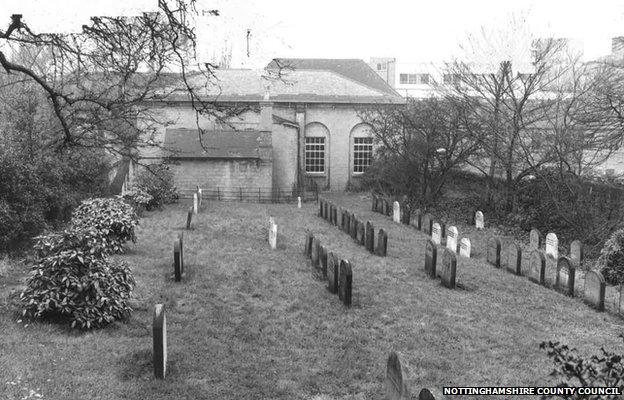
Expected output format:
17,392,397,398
180,186,318,203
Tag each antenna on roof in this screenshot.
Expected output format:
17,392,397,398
246,29,251,58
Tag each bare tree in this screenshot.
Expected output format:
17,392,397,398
360,97,481,207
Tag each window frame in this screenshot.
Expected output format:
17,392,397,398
352,136,374,175
304,136,326,174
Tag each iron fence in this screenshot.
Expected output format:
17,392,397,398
180,186,318,203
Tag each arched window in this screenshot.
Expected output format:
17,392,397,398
350,123,373,175
304,122,329,174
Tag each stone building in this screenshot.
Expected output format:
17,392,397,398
128,58,404,194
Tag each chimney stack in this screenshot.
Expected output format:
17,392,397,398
259,84,272,132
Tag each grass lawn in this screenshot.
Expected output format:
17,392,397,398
1,193,623,400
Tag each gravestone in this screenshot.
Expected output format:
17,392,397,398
365,221,375,253
269,222,277,250
186,207,193,230
338,260,353,307
401,204,411,225
424,239,437,279
528,251,546,284
323,201,329,221
331,205,337,225
439,223,446,245
343,211,350,233
570,240,583,267
319,245,328,278
193,193,198,214
393,201,401,223
419,389,436,400
556,256,575,296
297,196,302,209
440,248,457,289
356,221,365,246
197,187,202,208
305,233,314,256
431,223,442,245
311,238,320,268
475,211,484,230
173,240,182,282
177,233,184,276
381,200,387,216
506,243,522,275
486,237,501,268
459,237,471,258
327,252,338,294
153,304,167,379
446,226,459,253
349,214,358,240
529,228,542,250
319,199,323,217
376,229,388,257
372,194,377,212
412,209,422,230
584,270,605,311
545,232,559,259
422,214,433,235
385,351,416,400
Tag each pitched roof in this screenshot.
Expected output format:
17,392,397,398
267,58,400,97
163,128,262,159
160,68,404,104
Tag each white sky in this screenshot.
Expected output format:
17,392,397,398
2,0,624,67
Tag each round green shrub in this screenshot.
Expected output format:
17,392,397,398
598,228,624,285
134,164,178,210
71,197,138,253
20,228,136,329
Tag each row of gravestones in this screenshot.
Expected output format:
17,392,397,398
318,197,388,257
424,239,457,289
485,236,607,311
371,195,411,225
305,232,353,307
185,186,203,229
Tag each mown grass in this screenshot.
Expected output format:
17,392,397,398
1,193,623,400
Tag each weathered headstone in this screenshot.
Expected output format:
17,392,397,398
422,214,433,235
343,211,350,233
529,228,541,250
439,223,446,245
372,194,377,212
556,256,575,296
440,248,457,289
418,389,436,400
323,201,329,221
365,221,375,253
177,232,184,276
528,251,546,284
475,211,484,230
327,252,338,294
385,351,415,400
570,240,583,267
197,187,202,208
186,207,193,230
269,222,277,250
193,193,198,214
393,201,401,223
153,304,167,379
446,226,459,252
411,209,422,230
459,237,471,258
431,222,442,245
584,270,605,311
338,260,353,307
349,213,358,240
319,245,328,278
305,233,314,256
506,243,522,275
311,238,320,268
173,240,182,282
486,237,501,268
545,232,559,259
319,199,323,217
376,229,388,257
401,204,411,225
356,221,365,246
424,239,437,279
297,196,302,209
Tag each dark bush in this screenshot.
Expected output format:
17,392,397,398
134,164,178,210
540,338,624,399
20,228,136,329
597,229,624,285
71,197,138,254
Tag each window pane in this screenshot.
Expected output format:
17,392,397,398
353,137,373,173
305,136,325,173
